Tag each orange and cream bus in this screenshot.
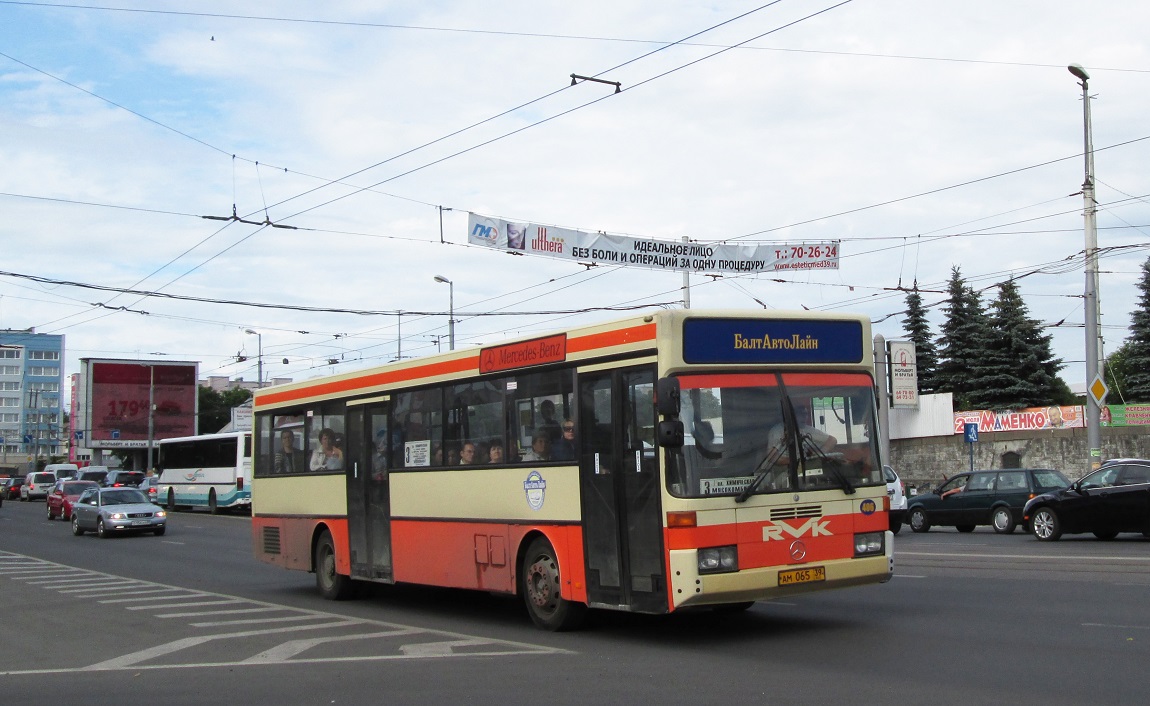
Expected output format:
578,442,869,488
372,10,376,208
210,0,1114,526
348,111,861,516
251,309,892,630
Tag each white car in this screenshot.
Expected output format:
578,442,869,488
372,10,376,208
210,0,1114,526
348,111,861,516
883,465,907,534
21,471,58,501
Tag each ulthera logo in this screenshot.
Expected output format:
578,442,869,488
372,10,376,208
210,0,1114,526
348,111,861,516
762,518,832,541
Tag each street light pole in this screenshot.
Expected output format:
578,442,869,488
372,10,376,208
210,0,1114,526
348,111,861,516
146,364,155,472
244,329,263,387
1069,63,1103,474
433,275,455,351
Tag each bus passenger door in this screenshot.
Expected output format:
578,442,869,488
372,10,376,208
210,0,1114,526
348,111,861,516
346,403,393,582
578,366,666,612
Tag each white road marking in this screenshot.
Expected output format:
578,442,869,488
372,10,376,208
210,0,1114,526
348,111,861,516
1083,622,1150,631
898,551,1150,562
0,550,570,674
242,629,421,663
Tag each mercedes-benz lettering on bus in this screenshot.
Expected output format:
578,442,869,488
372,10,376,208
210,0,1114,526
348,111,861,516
251,310,892,630
158,432,251,513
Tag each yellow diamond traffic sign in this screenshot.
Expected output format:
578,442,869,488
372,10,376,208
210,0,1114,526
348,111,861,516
1089,374,1109,406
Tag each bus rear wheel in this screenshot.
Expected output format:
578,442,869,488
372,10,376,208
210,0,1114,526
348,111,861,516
314,529,353,600
167,489,176,512
208,489,218,515
520,537,586,631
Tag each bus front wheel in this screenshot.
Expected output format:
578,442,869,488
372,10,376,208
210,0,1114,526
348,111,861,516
314,529,353,600
520,537,586,631
167,489,176,512
208,489,218,515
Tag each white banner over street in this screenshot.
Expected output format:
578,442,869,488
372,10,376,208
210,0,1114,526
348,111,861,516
467,213,840,275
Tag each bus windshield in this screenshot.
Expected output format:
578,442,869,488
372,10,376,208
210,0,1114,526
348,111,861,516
666,371,883,499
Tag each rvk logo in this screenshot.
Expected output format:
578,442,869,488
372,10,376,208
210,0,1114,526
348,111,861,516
762,518,832,541
523,471,547,511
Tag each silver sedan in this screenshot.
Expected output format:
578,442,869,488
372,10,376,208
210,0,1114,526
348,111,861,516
71,487,168,538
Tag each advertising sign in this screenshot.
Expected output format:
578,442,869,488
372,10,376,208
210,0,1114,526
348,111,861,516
1103,404,1150,426
86,360,198,446
887,340,918,409
953,405,1084,433
468,213,840,275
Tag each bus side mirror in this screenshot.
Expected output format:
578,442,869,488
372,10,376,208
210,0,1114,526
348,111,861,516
656,377,681,417
658,420,684,448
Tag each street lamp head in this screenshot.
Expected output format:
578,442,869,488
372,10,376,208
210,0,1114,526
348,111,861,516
244,328,257,335
1068,63,1090,83
433,275,451,284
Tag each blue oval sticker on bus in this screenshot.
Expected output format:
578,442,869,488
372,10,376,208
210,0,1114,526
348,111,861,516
523,471,547,511
860,498,877,515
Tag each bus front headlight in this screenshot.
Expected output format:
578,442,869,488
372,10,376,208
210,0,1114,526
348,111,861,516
698,546,739,574
854,532,884,557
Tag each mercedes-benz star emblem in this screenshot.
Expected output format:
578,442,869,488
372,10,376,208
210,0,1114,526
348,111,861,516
789,540,807,561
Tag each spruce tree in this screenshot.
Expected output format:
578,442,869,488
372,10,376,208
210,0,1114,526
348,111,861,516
935,267,988,410
901,288,940,393
969,279,1065,409
1122,257,1150,401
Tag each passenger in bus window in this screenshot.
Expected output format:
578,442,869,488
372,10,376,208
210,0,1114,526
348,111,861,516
552,419,576,461
459,442,477,465
536,399,562,443
520,429,552,462
310,428,344,471
274,430,304,474
488,440,505,464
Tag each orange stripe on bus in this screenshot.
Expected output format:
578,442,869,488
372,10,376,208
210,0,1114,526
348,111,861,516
256,355,478,407
567,322,656,354
256,322,656,409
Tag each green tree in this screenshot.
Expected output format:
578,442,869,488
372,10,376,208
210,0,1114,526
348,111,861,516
934,267,988,410
901,288,940,394
198,386,253,434
968,280,1066,408
1104,341,1133,404
1122,257,1150,401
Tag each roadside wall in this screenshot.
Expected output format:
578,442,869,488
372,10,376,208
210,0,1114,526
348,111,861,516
890,426,1150,494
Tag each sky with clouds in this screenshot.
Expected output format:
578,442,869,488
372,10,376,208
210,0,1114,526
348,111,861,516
2,0,1148,398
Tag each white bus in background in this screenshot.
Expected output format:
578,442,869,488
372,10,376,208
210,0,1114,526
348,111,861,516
157,432,251,513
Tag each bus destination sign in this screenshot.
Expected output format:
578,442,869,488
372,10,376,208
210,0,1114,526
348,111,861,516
479,333,568,374
682,318,864,364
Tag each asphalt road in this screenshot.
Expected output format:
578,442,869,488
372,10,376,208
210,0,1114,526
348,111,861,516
1,499,1148,705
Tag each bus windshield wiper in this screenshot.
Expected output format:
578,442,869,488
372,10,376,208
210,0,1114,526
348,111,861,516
796,432,856,495
735,435,789,503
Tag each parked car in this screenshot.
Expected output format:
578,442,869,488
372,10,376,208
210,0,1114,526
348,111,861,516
46,480,99,521
884,465,907,534
1024,459,1150,541
21,471,58,501
103,471,146,488
71,487,168,538
906,468,1071,534
2,476,25,500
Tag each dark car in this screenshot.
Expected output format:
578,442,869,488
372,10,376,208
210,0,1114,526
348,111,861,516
77,468,110,484
103,471,146,488
1024,459,1150,541
907,468,1071,534
2,476,24,500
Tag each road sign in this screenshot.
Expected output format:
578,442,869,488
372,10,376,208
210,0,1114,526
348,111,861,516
23,434,33,445
74,430,84,440
963,422,979,444
111,429,120,440
1089,374,1109,407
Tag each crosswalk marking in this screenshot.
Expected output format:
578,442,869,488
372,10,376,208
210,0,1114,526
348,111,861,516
0,549,570,674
